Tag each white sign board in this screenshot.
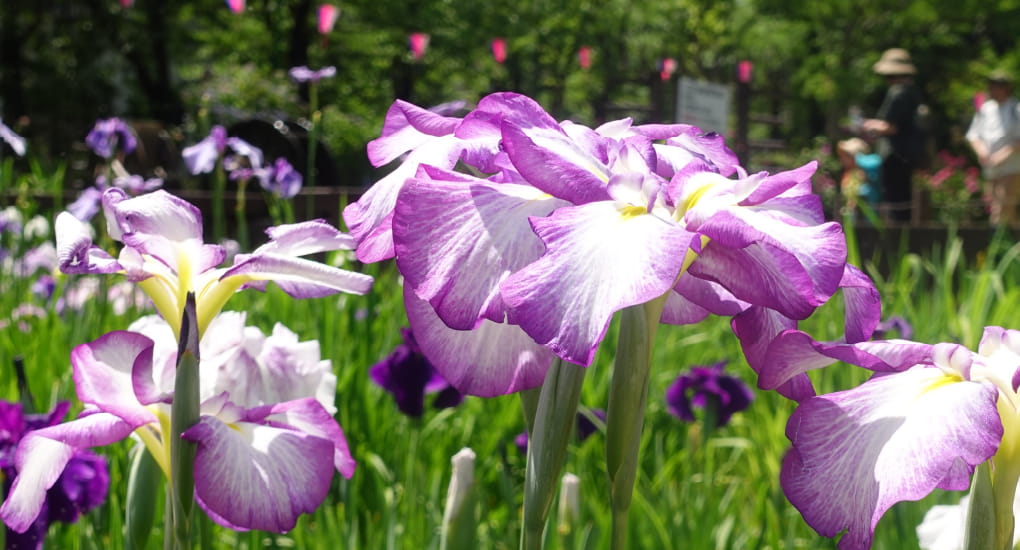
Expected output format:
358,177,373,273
676,77,731,136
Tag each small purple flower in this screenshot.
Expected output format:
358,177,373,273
515,408,606,453
1,401,109,550
31,275,56,301
369,328,464,417
665,360,753,427
67,186,104,222
259,157,303,199
873,315,913,340
288,66,337,83
182,125,263,175
84,118,136,159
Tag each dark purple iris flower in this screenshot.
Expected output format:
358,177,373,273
1,401,109,550
665,360,753,428
369,328,464,417
84,118,136,159
515,408,606,453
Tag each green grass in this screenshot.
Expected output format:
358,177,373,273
3,213,1020,549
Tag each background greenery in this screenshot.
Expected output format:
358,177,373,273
3,0,1020,188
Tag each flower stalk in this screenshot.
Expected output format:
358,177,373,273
440,448,478,550
167,293,201,550
521,358,585,550
605,296,667,550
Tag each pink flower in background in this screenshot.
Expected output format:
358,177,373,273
659,58,677,81
492,38,507,64
226,0,244,13
578,46,592,69
318,5,339,34
965,166,980,193
409,33,429,60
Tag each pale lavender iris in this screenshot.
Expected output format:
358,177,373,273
1,401,109,550
182,125,263,175
68,174,163,222
85,118,137,159
288,66,337,83
761,327,1014,550
0,119,26,157
343,92,862,397
0,312,352,534
54,188,373,338
369,328,464,417
665,360,752,427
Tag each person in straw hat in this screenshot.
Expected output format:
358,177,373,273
967,69,1020,225
862,48,924,222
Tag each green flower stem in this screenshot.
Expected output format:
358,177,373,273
605,296,667,550
440,448,478,550
167,293,201,550
234,177,249,251
126,443,161,550
213,162,226,244
521,358,585,550
967,401,1020,550
304,82,320,219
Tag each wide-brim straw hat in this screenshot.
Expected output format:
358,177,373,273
873,48,916,75
988,69,1013,85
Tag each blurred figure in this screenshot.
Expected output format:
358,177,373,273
966,70,1020,226
837,137,882,213
862,48,924,222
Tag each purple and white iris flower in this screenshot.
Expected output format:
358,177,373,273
182,125,263,176
0,312,352,534
0,118,26,157
766,326,1020,550
85,118,137,159
344,92,859,397
233,157,304,200
54,188,373,338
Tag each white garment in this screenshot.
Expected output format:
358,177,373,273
967,96,1020,178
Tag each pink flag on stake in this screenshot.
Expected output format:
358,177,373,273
659,58,677,81
974,91,986,111
737,60,753,83
226,0,245,13
318,5,340,34
409,33,430,60
578,46,592,70
492,37,507,64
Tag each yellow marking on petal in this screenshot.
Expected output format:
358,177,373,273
196,275,250,337
619,205,647,220
138,277,183,338
674,235,711,286
917,372,963,397
134,422,170,479
680,182,714,215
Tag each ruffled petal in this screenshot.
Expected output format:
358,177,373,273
367,99,461,166
394,170,567,329
71,331,160,425
343,136,464,262
501,201,693,365
1,413,135,533
183,414,337,533
758,333,934,391
781,367,1002,550
840,264,882,343
105,189,204,243
689,208,846,314
55,212,121,274
224,254,374,298
405,288,555,396
500,119,612,205
252,220,357,257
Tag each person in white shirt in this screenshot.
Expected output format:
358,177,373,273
967,70,1020,225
